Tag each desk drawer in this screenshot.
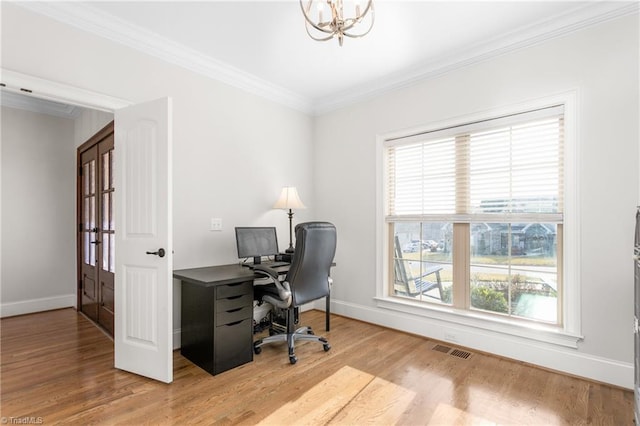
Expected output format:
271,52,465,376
216,281,252,299
214,318,252,374
216,305,252,326
216,293,252,312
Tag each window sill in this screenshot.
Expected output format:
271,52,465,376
374,296,583,349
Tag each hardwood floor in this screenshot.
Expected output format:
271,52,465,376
0,308,633,425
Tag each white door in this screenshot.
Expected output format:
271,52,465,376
114,98,173,383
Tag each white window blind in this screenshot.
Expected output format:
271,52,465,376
385,105,564,223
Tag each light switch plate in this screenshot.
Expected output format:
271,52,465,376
210,218,222,231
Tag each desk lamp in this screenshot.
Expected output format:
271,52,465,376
273,186,306,254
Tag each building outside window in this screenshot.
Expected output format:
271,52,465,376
383,105,565,326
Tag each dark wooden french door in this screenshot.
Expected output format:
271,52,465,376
77,122,115,336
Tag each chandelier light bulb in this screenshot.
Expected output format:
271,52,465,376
300,0,375,47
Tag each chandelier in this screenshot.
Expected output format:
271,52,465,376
299,0,375,46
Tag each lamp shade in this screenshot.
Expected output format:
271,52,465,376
273,187,307,210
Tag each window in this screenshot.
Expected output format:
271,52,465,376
383,105,565,326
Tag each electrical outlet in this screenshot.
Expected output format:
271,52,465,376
444,332,458,343
210,218,222,231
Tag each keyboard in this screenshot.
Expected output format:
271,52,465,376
242,261,289,269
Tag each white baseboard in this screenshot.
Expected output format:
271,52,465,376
171,297,632,389
1,294,76,318
317,298,632,389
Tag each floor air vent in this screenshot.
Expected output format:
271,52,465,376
432,344,473,360
450,349,472,359
432,344,452,353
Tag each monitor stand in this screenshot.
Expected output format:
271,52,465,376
241,256,262,268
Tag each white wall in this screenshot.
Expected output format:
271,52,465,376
0,101,113,318
74,109,114,148
1,4,314,333
1,106,77,315
314,15,639,388
2,2,637,388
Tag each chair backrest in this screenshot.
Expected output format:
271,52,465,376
287,222,337,306
394,236,443,298
394,235,418,294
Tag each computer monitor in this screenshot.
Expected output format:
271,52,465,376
235,227,279,265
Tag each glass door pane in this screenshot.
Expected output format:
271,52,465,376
100,149,115,273
83,159,96,266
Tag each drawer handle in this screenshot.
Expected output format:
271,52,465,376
226,307,243,313
227,295,244,301
225,320,243,326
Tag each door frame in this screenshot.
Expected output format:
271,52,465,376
1,69,132,112
76,121,115,330
4,70,175,383
1,69,132,314
2,70,174,376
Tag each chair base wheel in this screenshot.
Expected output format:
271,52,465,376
254,321,331,364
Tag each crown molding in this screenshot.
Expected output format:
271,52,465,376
312,1,640,115
15,1,639,116
15,1,313,114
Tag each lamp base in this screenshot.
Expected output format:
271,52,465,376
275,253,292,262
286,209,295,255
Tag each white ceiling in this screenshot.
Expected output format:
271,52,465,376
7,1,639,115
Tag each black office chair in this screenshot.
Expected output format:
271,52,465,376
253,222,336,364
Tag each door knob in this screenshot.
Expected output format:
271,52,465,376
146,248,166,258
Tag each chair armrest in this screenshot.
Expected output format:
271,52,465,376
253,264,279,281
254,265,292,308
416,265,442,279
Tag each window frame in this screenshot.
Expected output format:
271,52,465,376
375,92,581,348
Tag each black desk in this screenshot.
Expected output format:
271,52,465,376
174,263,332,375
